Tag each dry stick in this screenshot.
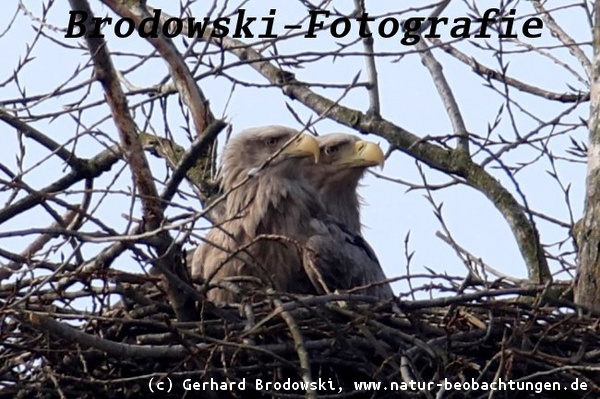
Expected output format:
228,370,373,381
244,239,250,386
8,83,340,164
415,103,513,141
533,2,591,78
511,38,588,88
329,304,436,360
435,231,523,284
47,371,67,399
5,210,77,271
271,294,316,399
427,37,588,103
6,177,96,272
239,293,383,340
415,38,470,153
400,287,543,311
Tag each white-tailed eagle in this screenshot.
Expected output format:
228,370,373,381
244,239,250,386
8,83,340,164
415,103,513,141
191,127,393,303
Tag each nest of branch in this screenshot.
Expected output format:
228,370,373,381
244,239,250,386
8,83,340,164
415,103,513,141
1,273,598,399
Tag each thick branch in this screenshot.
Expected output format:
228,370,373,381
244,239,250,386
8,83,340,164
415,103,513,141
68,0,199,322
19,310,193,359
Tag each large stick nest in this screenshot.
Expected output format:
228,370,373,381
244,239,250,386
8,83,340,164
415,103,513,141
0,269,598,399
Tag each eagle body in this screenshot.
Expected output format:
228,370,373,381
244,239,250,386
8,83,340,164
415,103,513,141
194,163,324,300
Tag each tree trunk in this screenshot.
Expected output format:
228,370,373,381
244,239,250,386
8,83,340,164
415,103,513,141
575,0,600,310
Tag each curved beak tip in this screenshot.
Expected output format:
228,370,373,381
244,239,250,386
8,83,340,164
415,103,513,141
356,140,385,168
290,134,319,163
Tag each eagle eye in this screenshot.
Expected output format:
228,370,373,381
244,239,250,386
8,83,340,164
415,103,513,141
325,145,339,155
265,137,280,146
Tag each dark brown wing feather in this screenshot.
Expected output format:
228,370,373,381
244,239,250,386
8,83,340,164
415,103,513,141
302,217,394,299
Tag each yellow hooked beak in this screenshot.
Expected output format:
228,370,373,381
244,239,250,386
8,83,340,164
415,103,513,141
282,133,320,163
349,140,385,168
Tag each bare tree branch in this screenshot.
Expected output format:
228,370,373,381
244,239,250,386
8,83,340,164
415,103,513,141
414,38,470,153
533,1,592,77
